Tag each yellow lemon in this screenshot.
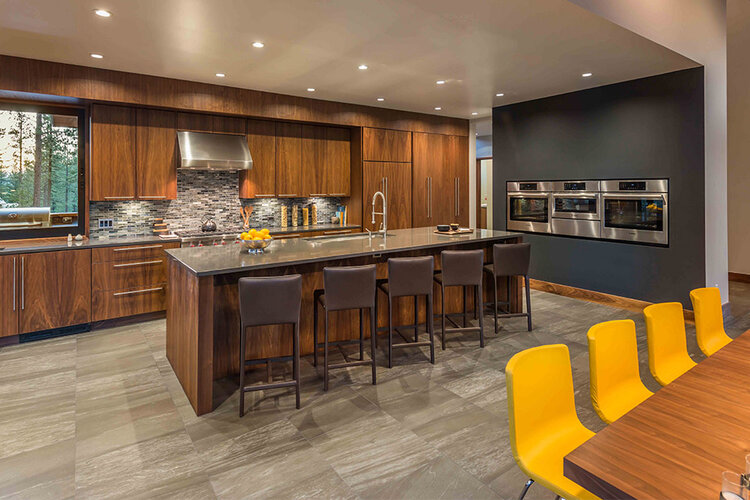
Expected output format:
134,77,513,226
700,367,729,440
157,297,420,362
260,228,270,235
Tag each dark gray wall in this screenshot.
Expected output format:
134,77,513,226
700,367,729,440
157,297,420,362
493,68,705,308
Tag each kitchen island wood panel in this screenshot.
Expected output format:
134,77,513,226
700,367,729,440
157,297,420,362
0,55,467,136
165,228,523,415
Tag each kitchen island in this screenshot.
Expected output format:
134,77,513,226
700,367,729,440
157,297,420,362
166,227,524,415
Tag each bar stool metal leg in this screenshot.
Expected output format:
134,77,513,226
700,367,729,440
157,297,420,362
370,306,377,384
313,293,319,367
359,308,364,361
525,274,532,331
387,295,394,368
293,322,301,409
414,296,419,342
239,325,247,417
440,284,446,350
477,282,485,347
324,310,330,392
427,294,435,363
493,274,499,333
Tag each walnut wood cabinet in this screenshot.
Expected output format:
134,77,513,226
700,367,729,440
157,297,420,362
363,161,412,231
239,119,276,198
363,128,411,162
136,108,177,200
301,125,326,197
275,122,303,197
91,104,137,201
92,105,178,201
0,250,93,336
325,127,351,197
412,132,469,227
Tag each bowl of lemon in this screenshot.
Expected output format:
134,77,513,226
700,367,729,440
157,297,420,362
238,228,273,253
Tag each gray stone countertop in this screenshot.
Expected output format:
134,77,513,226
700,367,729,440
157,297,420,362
166,227,523,277
0,234,175,255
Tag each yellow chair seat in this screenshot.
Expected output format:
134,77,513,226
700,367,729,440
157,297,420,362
652,352,696,386
701,332,731,356
643,302,697,387
690,287,732,357
594,382,652,423
518,426,598,500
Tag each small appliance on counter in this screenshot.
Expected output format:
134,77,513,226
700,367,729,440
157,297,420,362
201,216,217,232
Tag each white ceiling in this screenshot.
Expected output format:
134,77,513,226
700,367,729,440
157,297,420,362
0,0,698,119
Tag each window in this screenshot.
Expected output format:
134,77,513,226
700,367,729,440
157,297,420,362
0,102,85,239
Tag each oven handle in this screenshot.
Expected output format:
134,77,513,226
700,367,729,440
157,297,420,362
507,193,551,199
552,194,599,199
602,193,666,200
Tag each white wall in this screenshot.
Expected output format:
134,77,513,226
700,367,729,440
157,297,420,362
568,0,729,302
727,0,750,275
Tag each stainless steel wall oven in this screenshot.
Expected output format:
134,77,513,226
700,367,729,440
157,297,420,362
600,180,668,245
506,182,553,233
506,179,668,246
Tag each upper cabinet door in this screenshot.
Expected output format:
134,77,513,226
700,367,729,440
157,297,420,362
276,122,302,197
363,128,411,162
381,162,412,230
240,119,276,198
412,132,448,227
325,127,351,197
301,125,326,197
136,108,177,200
91,104,136,201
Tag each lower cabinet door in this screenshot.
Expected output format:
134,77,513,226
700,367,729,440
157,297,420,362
92,285,167,322
19,250,92,334
0,255,19,337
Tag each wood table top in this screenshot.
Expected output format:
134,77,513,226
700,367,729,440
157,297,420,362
564,330,750,500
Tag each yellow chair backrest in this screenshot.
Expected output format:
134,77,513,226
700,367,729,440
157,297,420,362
690,287,731,356
506,344,581,464
643,302,696,385
587,320,653,424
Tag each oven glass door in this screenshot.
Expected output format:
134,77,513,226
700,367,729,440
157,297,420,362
603,196,664,231
509,196,549,223
553,195,599,220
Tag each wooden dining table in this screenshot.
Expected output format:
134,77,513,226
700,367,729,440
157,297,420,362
564,330,750,499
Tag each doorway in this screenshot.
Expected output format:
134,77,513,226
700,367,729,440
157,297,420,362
476,157,492,229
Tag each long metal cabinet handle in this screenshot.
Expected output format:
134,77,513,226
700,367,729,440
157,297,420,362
21,256,24,311
12,257,16,311
104,196,135,200
429,177,433,218
113,287,163,296
113,245,163,252
139,195,166,199
456,177,460,216
112,259,163,268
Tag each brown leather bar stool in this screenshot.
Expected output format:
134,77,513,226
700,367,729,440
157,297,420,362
313,264,377,391
483,242,532,333
376,256,435,368
238,274,302,417
434,249,485,349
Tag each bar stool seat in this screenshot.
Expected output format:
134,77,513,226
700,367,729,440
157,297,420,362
376,256,435,368
238,274,302,417
313,264,377,391
434,249,485,349
483,243,532,333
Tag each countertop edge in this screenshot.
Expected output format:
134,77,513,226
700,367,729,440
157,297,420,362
166,232,523,277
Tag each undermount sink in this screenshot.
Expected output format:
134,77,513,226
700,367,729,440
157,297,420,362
303,232,395,242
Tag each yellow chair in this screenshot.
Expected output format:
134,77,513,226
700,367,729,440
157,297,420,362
587,320,653,424
643,302,697,386
506,344,600,500
690,287,732,356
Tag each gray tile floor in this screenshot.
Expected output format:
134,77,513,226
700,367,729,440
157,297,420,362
1,284,748,500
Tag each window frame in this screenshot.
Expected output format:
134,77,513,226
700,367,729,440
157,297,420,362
0,101,86,240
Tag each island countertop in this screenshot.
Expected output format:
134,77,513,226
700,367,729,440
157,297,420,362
166,227,523,276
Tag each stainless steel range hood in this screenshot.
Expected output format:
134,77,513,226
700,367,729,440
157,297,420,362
177,131,253,171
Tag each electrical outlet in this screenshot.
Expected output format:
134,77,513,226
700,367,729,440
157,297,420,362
98,218,114,229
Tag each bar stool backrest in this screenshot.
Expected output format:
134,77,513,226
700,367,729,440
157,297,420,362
238,275,302,328
323,264,377,311
493,243,531,278
441,249,484,286
388,256,434,297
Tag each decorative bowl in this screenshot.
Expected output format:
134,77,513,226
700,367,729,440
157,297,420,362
450,223,460,231
239,237,273,253
436,224,450,232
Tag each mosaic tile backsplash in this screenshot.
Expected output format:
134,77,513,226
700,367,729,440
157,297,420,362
89,170,344,237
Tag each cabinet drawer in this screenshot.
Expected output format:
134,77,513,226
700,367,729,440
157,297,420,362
92,259,167,292
92,285,167,321
93,242,178,263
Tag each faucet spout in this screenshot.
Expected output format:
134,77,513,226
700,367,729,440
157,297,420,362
371,190,387,236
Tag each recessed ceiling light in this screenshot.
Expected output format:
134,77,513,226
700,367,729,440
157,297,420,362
252,41,265,48
358,64,368,70
582,72,593,77
436,80,446,85
377,97,385,102
90,53,103,59
434,107,442,111
471,112,478,116
495,93,504,97
307,88,315,92
94,9,111,17
215,73,225,78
